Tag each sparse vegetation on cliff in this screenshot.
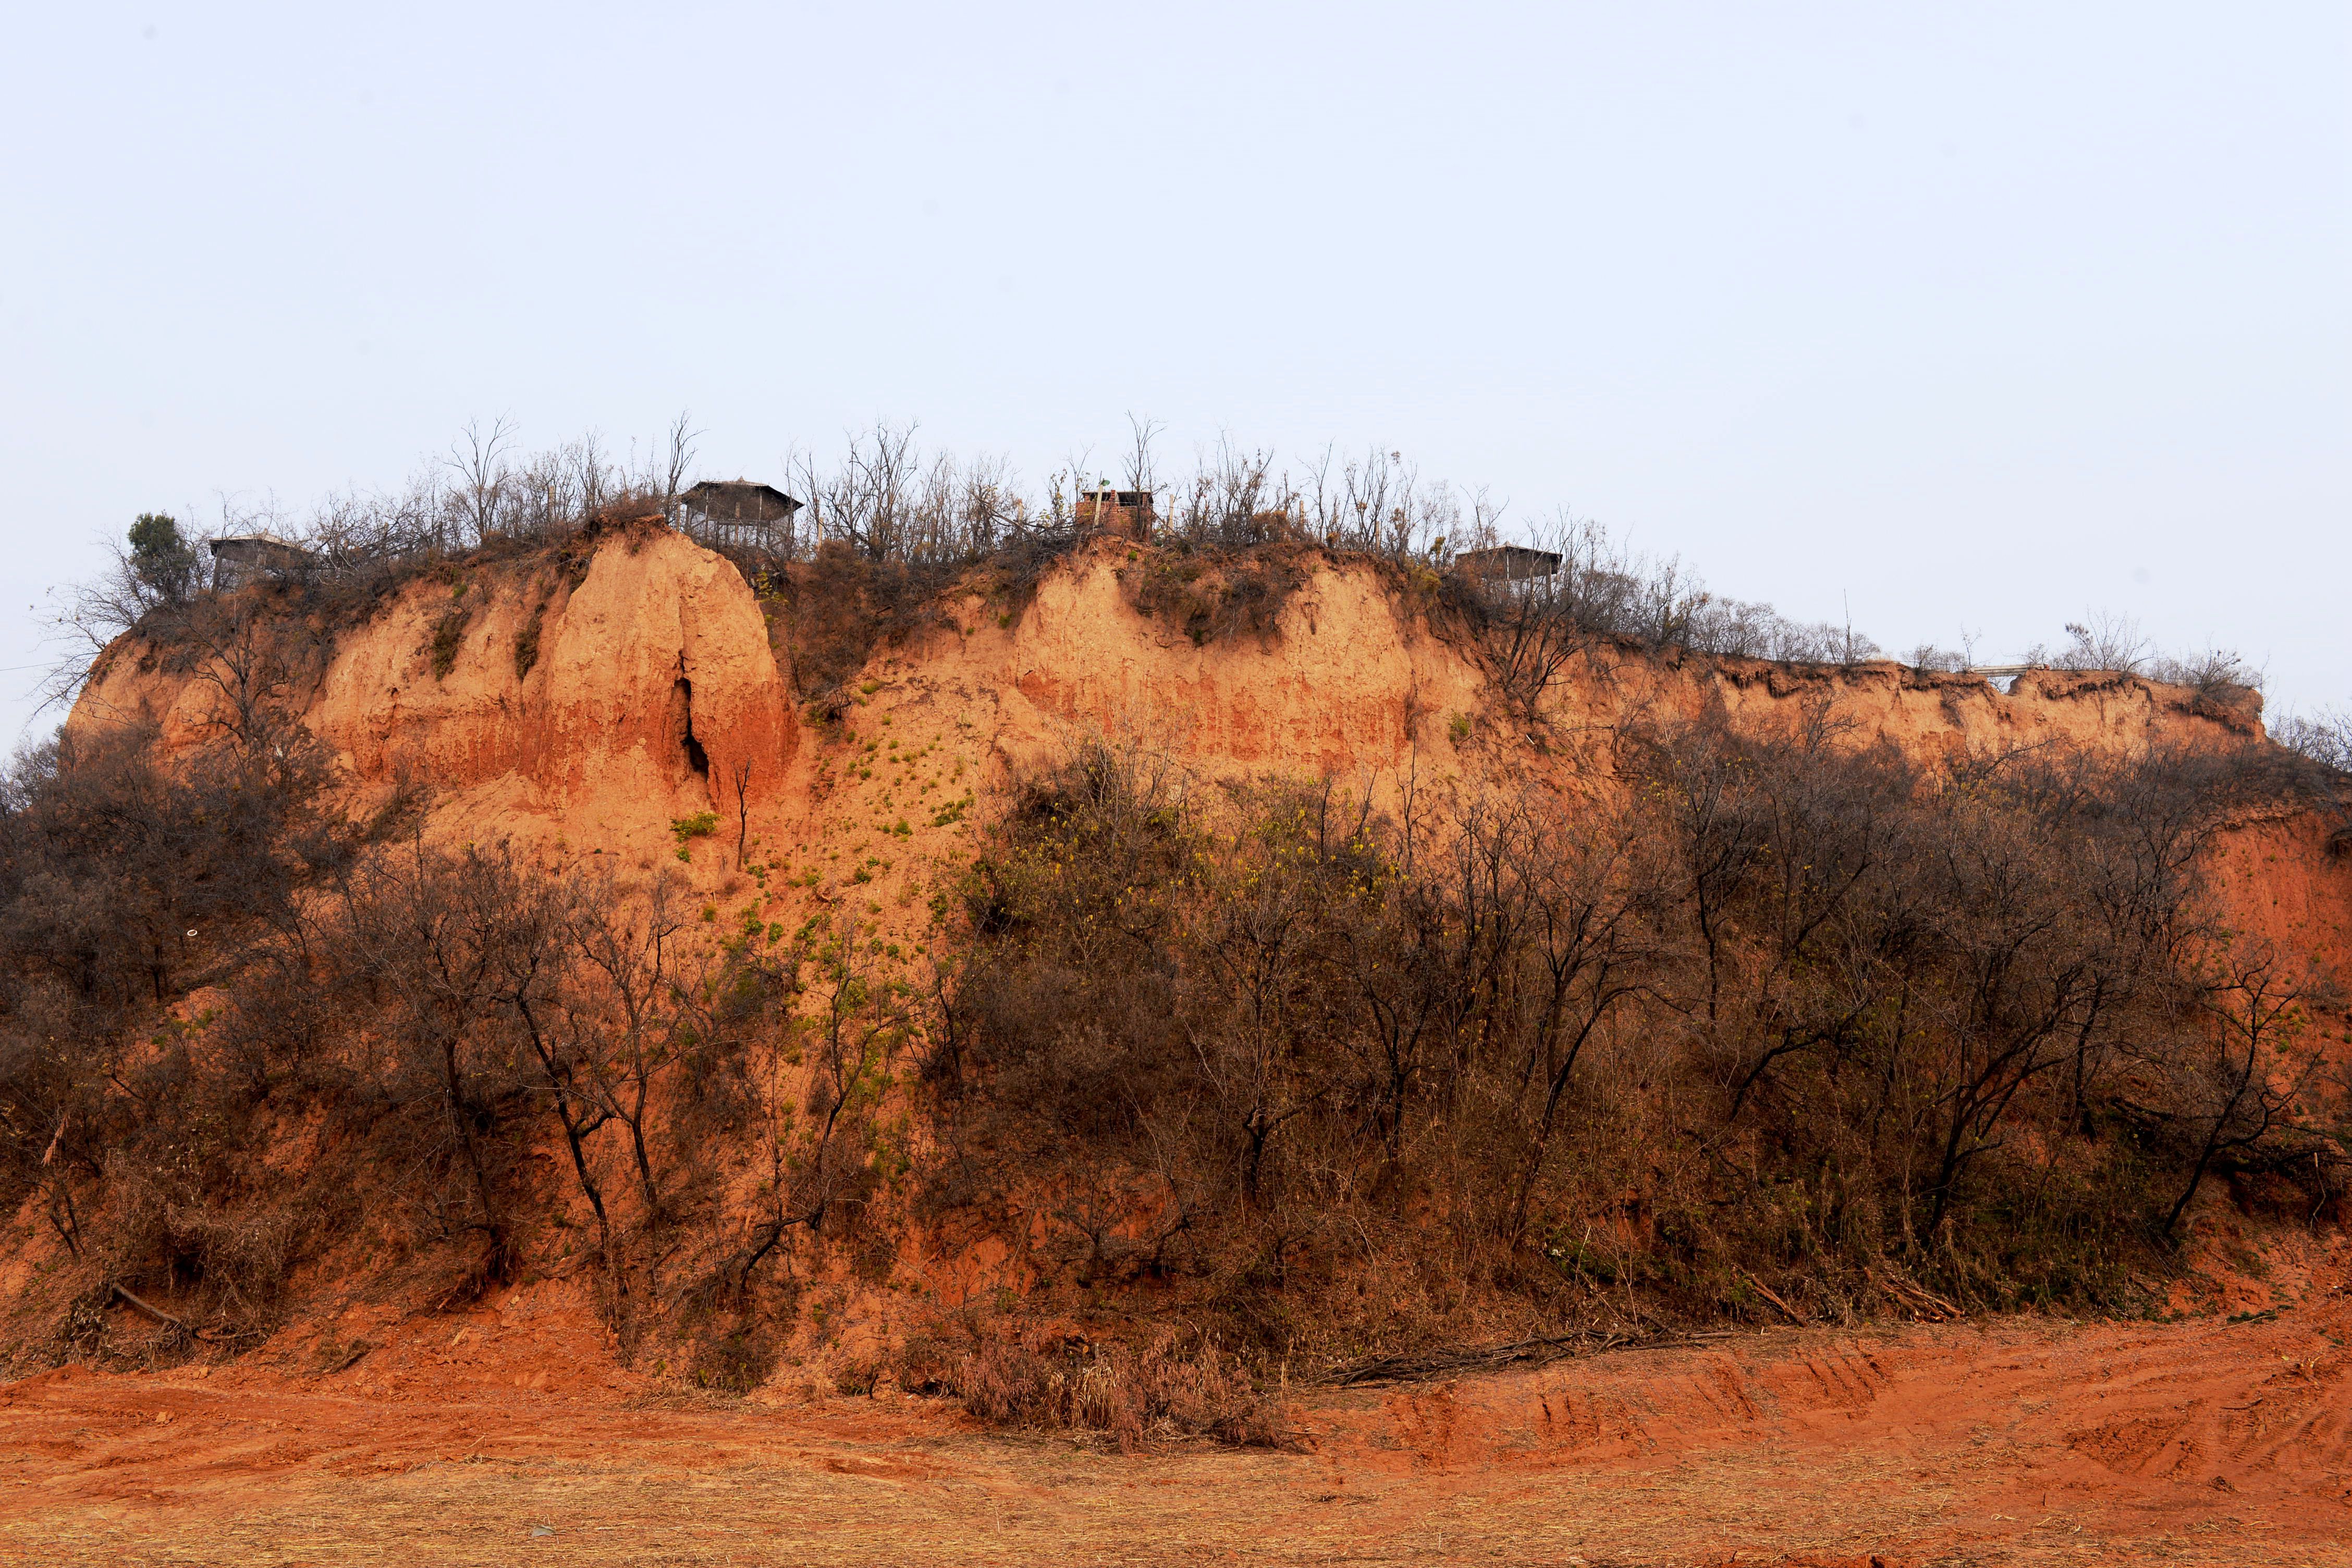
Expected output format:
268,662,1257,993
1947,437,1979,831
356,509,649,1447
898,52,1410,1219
2277,708,2352,775
48,418,2293,730
0,718,878,1362
923,730,2345,1374
13,427,2350,1446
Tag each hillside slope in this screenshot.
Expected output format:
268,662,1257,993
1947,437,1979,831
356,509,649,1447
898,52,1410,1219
33,526,2352,1416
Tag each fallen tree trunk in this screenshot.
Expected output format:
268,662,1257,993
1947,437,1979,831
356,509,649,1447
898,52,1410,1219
109,1283,213,1342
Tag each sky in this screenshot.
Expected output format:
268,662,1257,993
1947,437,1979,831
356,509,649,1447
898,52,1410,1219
3,3,2346,744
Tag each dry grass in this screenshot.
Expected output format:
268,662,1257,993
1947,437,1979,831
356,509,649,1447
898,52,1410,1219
1117,542,1309,645
910,1322,1294,1451
8,1294,2349,1567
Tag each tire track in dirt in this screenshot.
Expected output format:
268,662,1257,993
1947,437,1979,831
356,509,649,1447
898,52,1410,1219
4,1288,2349,1565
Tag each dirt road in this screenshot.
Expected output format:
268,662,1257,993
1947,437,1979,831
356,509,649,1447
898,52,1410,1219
3,1289,2347,1566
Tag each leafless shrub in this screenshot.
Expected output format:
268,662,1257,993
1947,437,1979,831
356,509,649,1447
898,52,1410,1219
0,713,346,1348
98,1155,301,1336
67,418,2301,753
787,422,1047,568
0,721,337,1014
1162,438,1294,548
928,720,2332,1366
2273,707,2352,774
2148,644,2258,703
0,687,811,1352
2156,939,2335,1236
1907,644,1971,672
932,1322,1289,1449
2044,609,2151,675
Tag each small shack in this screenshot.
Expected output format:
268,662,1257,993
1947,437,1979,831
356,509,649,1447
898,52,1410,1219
1452,544,1563,584
679,479,804,552
1075,485,1155,543
209,534,317,591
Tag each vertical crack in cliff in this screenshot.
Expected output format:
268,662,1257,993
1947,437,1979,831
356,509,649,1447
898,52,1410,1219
675,673,710,781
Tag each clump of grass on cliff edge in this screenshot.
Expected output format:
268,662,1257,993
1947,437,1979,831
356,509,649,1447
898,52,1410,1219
1117,540,1310,646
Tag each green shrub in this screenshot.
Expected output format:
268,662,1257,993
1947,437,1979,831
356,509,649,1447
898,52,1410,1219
670,812,719,861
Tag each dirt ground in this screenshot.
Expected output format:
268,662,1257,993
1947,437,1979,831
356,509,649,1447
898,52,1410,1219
3,1277,2348,1568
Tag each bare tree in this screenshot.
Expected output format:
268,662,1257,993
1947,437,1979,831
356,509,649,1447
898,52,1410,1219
728,755,754,869
2054,610,2150,675
1123,413,1165,495
660,410,700,518
2162,941,2326,1238
567,876,692,1221
444,415,518,548
734,918,904,1287
572,430,611,520
807,421,921,561
2273,707,2352,773
1169,436,1285,546
37,513,215,717
2148,644,2257,700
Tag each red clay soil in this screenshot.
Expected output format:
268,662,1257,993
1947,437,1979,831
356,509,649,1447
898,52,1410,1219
4,1250,2347,1568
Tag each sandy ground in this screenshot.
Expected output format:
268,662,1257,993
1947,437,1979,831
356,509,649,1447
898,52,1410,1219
3,1283,2348,1568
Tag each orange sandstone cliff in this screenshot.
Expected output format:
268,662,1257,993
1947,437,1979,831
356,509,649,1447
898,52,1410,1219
67,529,2348,976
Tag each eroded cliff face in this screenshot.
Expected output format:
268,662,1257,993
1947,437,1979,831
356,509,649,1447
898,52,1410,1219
43,526,2352,1398
74,528,795,866
66,530,2346,971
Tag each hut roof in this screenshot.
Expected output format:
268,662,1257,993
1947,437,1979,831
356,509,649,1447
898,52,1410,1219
1453,544,1562,581
208,534,317,565
681,480,803,525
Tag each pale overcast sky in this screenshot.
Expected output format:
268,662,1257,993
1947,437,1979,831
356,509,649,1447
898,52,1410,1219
3,3,2345,743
